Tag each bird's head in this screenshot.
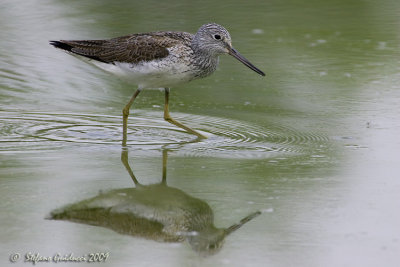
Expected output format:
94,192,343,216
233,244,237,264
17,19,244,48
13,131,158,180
194,23,265,76
194,23,232,55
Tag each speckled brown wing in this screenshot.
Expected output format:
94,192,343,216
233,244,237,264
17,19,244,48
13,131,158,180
50,31,193,64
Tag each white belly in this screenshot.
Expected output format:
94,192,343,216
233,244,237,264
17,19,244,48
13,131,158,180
91,58,195,89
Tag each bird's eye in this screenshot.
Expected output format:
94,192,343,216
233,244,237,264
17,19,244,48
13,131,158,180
213,34,221,40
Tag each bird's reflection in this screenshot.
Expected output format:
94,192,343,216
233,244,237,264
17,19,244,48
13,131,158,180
49,149,260,255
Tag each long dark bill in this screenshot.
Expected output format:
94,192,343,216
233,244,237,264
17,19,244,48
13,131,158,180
228,47,265,76
224,211,261,235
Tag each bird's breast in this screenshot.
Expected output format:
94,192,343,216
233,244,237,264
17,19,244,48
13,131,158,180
89,44,218,89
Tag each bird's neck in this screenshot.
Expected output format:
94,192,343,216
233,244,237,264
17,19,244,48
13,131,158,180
190,39,219,78
192,53,219,78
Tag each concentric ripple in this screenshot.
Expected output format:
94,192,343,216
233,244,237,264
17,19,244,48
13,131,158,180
169,113,329,158
0,110,329,158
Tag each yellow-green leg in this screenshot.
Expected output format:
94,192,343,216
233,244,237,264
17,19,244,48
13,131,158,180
163,88,207,139
122,88,141,146
121,149,140,185
162,149,167,184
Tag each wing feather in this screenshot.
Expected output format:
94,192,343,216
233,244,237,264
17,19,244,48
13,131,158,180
50,32,193,64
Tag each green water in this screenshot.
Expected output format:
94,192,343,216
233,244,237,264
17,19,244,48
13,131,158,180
1,0,400,266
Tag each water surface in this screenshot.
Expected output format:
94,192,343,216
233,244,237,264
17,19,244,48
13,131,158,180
1,0,400,266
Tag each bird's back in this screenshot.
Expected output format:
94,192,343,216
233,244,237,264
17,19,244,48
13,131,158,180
50,31,193,64
50,31,210,88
